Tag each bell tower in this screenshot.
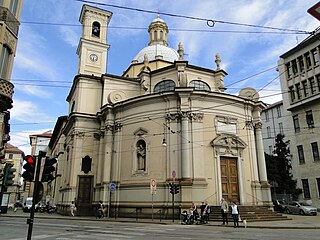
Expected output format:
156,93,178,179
77,5,112,76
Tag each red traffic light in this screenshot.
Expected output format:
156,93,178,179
26,155,35,164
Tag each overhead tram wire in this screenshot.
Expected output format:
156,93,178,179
75,0,311,35
20,21,310,35
20,2,312,35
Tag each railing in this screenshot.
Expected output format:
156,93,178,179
245,192,263,205
154,209,162,222
203,192,217,202
129,207,142,221
0,78,14,111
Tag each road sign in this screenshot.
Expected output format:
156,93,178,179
150,179,156,194
109,183,116,191
308,2,320,21
172,170,176,181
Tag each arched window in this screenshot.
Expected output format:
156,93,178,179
153,30,157,40
92,21,101,38
190,80,211,91
136,140,146,171
154,80,176,93
160,30,163,39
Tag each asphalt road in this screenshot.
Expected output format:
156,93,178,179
1,217,320,240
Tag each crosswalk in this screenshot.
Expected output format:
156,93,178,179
9,224,197,240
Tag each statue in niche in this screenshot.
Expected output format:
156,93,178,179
178,71,187,87
136,140,146,171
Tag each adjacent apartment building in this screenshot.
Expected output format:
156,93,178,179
0,0,24,152
261,101,289,155
3,143,24,206
278,30,320,208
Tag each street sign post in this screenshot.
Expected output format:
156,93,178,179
172,170,176,182
108,183,116,218
150,179,157,221
150,179,156,195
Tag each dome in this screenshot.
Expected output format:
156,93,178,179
133,44,179,63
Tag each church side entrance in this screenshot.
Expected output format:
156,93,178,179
220,157,239,203
77,176,93,216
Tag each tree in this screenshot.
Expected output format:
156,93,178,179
265,134,302,199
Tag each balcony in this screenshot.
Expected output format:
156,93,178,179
0,78,14,111
0,6,20,36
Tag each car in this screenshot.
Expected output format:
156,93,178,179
273,200,287,213
285,201,318,216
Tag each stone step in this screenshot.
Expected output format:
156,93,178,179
207,205,290,222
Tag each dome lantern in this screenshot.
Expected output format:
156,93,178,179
148,16,169,46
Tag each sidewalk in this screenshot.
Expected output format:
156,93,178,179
2,211,320,229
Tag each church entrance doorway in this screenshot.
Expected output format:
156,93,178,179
220,157,239,203
77,176,93,215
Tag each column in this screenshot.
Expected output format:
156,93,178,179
255,122,268,182
181,112,190,179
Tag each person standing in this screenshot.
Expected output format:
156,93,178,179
97,200,104,219
204,201,210,222
220,198,229,225
231,201,240,228
200,202,206,216
70,201,76,216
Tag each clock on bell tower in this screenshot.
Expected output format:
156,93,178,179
77,5,112,76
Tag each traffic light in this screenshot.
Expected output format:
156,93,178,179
169,182,174,194
4,163,15,186
174,184,180,194
22,155,36,182
169,183,180,195
41,157,57,182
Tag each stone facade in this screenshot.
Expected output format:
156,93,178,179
48,5,272,217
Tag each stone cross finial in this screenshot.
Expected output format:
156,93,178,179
215,53,221,70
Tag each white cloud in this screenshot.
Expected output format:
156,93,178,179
9,128,51,155
10,99,54,123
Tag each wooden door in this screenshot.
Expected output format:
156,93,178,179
220,157,239,202
77,176,93,215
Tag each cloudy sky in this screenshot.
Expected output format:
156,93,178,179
9,0,319,154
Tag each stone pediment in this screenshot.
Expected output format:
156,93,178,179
134,127,148,136
211,134,246,148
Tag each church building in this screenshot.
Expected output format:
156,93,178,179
48,5,271,217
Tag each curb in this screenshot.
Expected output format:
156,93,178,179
2,213,320,229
